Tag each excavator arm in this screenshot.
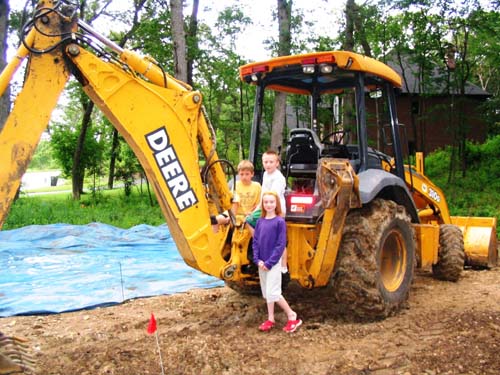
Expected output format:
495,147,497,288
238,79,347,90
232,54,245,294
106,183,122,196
0,1,235,278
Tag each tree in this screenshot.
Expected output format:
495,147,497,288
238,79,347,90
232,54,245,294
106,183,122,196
467,9,499,137
170,0,188,82
50,86,106,191
195,5,251,162
105,0,147,189
29,139,58,170
71,0,116,199
270,0,292,152
114,136,142,197
340,0,359,134
186,0,199,86
371,0,499,180
72,90,94,199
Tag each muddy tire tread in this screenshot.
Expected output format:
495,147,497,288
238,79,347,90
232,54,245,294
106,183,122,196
331,199,415,320
432,224,465,282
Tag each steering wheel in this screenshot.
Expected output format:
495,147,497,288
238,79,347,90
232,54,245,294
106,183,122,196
321,130,350,145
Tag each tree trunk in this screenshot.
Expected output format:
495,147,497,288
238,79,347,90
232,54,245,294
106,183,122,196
271,93,287,152
343,0,355,51
353,4,372,57
457,30,470,178
186,0,199,87
0,0,10,132
239,80,245,159
106,0,146,188
72,101,94,200
396,51,420,152
170,0,188,82
271,0,292,152
342,0,356,132
107,129,119,189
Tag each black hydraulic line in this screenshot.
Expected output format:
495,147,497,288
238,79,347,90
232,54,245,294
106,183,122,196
355,72,369,172
249,81,265,167
386,82,405,179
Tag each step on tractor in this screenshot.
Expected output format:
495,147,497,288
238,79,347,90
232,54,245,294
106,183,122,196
0,1,497,323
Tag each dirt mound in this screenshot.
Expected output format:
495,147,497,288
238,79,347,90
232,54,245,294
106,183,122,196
2,266,499,374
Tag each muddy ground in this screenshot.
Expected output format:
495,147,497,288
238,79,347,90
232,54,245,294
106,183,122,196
1,265,499,375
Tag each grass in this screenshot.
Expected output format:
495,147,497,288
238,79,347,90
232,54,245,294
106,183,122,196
5,146,499,236
3,185,165,230
22,183,72,193
7,177,497,236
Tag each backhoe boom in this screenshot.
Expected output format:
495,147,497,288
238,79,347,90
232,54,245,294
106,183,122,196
0,1,233,279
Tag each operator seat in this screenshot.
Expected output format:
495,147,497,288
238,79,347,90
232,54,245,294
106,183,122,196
285,128,323,177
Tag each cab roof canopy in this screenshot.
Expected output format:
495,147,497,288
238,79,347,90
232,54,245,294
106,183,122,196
239,51,402,95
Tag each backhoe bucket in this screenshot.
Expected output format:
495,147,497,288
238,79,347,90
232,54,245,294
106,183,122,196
451,216,498,268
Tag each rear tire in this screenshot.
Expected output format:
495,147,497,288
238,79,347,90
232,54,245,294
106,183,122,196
331,199,416,320
432,224,464,282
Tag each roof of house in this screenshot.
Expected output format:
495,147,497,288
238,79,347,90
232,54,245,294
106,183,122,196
386,57,490,97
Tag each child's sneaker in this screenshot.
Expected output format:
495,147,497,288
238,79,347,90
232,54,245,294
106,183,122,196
259,320,275,332
283,319,302,333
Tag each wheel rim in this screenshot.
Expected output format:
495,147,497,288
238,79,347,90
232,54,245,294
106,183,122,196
380,228,407,292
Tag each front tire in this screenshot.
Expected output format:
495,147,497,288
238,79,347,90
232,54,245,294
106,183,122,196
432,224,464,282
331,199,416,320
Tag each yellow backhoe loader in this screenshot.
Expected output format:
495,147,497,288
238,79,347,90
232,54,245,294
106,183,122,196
0,0,497,331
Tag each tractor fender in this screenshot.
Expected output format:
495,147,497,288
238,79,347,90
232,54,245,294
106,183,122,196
357,169,419,223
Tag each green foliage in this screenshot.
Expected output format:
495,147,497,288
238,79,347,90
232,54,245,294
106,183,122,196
4,187,164,230
50,119,105,179
128,1,174,71
424,147,451,178
49,83,109,187
195,8,253,164
425,135,500,233
7,0,498,227
29,139,59,170
468,9,500,136
372,1,499,137
114,140,143,197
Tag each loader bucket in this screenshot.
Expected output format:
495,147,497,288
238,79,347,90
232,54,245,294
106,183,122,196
450,216,498,268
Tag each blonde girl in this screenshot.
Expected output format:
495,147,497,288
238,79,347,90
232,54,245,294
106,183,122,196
252,191,302,333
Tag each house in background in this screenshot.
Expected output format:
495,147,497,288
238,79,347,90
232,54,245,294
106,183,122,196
283,57,490,156
387,58,491,154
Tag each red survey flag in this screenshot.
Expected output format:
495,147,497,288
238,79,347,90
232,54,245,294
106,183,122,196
147,313,157,334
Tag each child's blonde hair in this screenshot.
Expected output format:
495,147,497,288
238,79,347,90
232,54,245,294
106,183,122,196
237,159,255,172
260,191,283,217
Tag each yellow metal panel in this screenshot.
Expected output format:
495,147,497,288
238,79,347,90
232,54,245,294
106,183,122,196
239,51,402,89
286,223,317,288
413,224,440,268
0,48,70,228
404,166,451,223
451,216,498,268
0,0,75,228
0,29,35,97
304,159,361,287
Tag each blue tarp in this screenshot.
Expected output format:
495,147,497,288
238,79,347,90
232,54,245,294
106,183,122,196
0,223,223,317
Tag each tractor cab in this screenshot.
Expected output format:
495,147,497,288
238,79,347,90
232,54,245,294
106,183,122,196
239,51,497,270
240,51,405,223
